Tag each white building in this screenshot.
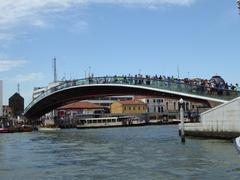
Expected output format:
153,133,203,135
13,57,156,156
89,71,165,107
32,81,63,100
139,97,165,113
138,96,205,114
0,80,2,117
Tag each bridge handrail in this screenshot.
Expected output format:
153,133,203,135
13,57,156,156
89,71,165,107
24,76,240,113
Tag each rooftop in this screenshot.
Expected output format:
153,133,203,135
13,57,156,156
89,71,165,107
58,101,103,110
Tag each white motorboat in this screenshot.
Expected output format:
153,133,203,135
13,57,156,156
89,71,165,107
234,136,240,152
38,126,61,132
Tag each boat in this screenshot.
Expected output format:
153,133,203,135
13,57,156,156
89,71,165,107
0,124,15,133
38,127,61,131
235,136,240,152
76,116,145,129
0,123,33,133
0,127,11,133
38,124,61,132
17,125,33,132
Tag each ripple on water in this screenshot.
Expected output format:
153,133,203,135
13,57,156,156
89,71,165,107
0,126,240,179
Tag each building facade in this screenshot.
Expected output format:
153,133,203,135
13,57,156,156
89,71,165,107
111,100,147,114
85,96,134,108
139,96,206,113
58,101,105,118
139,98,165,113
2,105,12,117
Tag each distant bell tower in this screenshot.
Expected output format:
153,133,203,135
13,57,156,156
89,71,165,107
53,57,57,82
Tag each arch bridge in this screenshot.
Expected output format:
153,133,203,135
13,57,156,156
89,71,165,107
24,76,240,120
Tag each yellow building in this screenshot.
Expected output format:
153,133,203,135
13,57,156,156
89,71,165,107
111,100,147,114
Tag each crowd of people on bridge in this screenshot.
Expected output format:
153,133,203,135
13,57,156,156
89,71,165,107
58,73,239,98
86,73,240,97
102,74,238,90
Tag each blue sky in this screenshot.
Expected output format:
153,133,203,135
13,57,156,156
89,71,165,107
0,0,239,105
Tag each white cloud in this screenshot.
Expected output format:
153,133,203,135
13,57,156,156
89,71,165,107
31,19,47,28
15,72,44,82
0,60,27,72
0,0,194,41
0,32,15,41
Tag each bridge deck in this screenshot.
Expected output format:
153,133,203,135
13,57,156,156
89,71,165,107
24,76,240,118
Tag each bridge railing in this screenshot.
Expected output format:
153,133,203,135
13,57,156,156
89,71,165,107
24,76,240,114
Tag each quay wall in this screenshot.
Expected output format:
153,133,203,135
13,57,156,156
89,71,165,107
184,97,240,139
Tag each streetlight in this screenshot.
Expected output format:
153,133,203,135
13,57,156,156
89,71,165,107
179,98,185,143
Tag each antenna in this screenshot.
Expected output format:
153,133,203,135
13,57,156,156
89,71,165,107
238,0,240,14
53,57,57,82
177,65,180,79
17,83,20,94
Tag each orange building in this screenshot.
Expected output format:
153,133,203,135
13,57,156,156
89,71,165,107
111,100,147,114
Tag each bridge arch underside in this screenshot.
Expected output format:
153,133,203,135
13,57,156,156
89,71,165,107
24,85,212,120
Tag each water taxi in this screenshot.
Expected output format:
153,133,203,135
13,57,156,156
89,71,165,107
76,116,145,129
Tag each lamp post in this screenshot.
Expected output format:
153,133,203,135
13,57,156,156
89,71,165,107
179,98,185,143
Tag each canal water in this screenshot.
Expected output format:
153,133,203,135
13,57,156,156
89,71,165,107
0,125,240,180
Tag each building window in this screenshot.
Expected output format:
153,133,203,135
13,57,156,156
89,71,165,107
166,102,169,110
133,107,135,110
174,102,176,110
161,107,164,112
129,107,131,110
153,99,156,103
147,99,149,103
186,102,189,111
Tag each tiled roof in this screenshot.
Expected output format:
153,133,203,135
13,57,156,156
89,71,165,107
134,96,158,100
58,101,103,110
